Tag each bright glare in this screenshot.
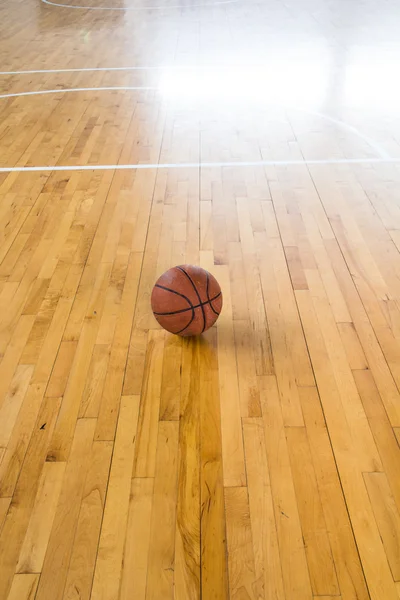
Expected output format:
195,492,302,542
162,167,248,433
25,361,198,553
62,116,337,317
158,52,330,109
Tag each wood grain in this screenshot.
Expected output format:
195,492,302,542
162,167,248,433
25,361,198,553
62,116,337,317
2,2,400,597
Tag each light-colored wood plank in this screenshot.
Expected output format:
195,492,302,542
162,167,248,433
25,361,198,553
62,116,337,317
63,440,113,600
0,364,33,448
159,334,182,421
364,472,400,581
225,486,262,600
395,428,400,447
91,396,140,600
234,320,261,417
7,574,39,600
298,386,370,600
337,322,368,371
145,421,179,600
0,497,11,534
260,376,313,600
214,265,246,487
0,383,46,497
120,478,154,600
286,426,339,596
78,344,110,418
0,316,34,411
0,396,61,600
199,329,229,600
35,419,96,600
17,461,66,573
174,338,200,600
243,418,285,600
46,341,77,398
354,369,400,514
133,330,165,478
95,251,143,441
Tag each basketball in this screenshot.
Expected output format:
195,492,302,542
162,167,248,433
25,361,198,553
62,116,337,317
151,265,223,336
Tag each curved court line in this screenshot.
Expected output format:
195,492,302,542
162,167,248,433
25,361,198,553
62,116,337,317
295,108,390,159
0,158,399,174
0,65,252,75
0,85,387,160
0,87,156,101
41,0,238,10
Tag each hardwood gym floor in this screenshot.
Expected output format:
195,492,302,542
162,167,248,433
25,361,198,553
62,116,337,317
1,0,400,598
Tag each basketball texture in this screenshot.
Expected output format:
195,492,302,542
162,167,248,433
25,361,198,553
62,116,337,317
151,265,223,336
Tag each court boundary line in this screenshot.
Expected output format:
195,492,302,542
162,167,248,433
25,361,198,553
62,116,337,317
41,0,238,10
0,87,156,100
0,65,293,75
1,158,399,174
0,85,389,160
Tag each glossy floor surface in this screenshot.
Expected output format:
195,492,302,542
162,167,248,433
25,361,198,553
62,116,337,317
1,0,400,599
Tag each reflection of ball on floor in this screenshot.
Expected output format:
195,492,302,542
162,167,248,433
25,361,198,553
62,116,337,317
151,265,223,336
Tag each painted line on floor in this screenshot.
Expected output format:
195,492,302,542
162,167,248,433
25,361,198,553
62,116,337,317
0,65,284,75
1,157,399,174
0,87,156,100
41,0,238,10
0,86,389,159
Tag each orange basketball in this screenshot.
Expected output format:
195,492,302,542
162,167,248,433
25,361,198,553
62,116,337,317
151,265,223,336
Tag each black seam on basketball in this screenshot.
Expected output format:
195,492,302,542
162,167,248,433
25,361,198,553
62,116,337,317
153,292,221,316
174,308,195,334
154,283,194,308
206,271,220,316
177,266,206,333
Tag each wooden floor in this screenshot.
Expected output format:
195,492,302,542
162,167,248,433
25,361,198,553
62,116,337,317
1,0,400,598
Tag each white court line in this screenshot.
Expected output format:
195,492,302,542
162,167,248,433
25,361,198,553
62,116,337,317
1,158,400,174
292,108,390,159
41,0,238,9
0,87,156,100
0,65,273,75
0,86,389,160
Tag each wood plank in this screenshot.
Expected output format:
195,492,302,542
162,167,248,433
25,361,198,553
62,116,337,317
256,232,306,426
325,238,400,426
234,320,261,417
353,369,400,514
199,329,229,600
286,426,339,596
133,330,165,478
337,322,368,370
63,440,113,600
7,574,39,600
17,461,66,573
78,344,110,418
0,383,46,497
91,396,140,600
45,341,77,398
214,265,246,486
395,428,400,447
0,316,34,411
35,419,96,600
0,497,11,533
298,386,370,600
120,478,154,600
364,472,400,581
174,338,200,600
260,375,313,600
145,421,179,600
304,269,382,473
159,334,182,421
0,396,61,600
224,487,262,600
0,364,33,448
95,251,143,441
243,418,285,600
